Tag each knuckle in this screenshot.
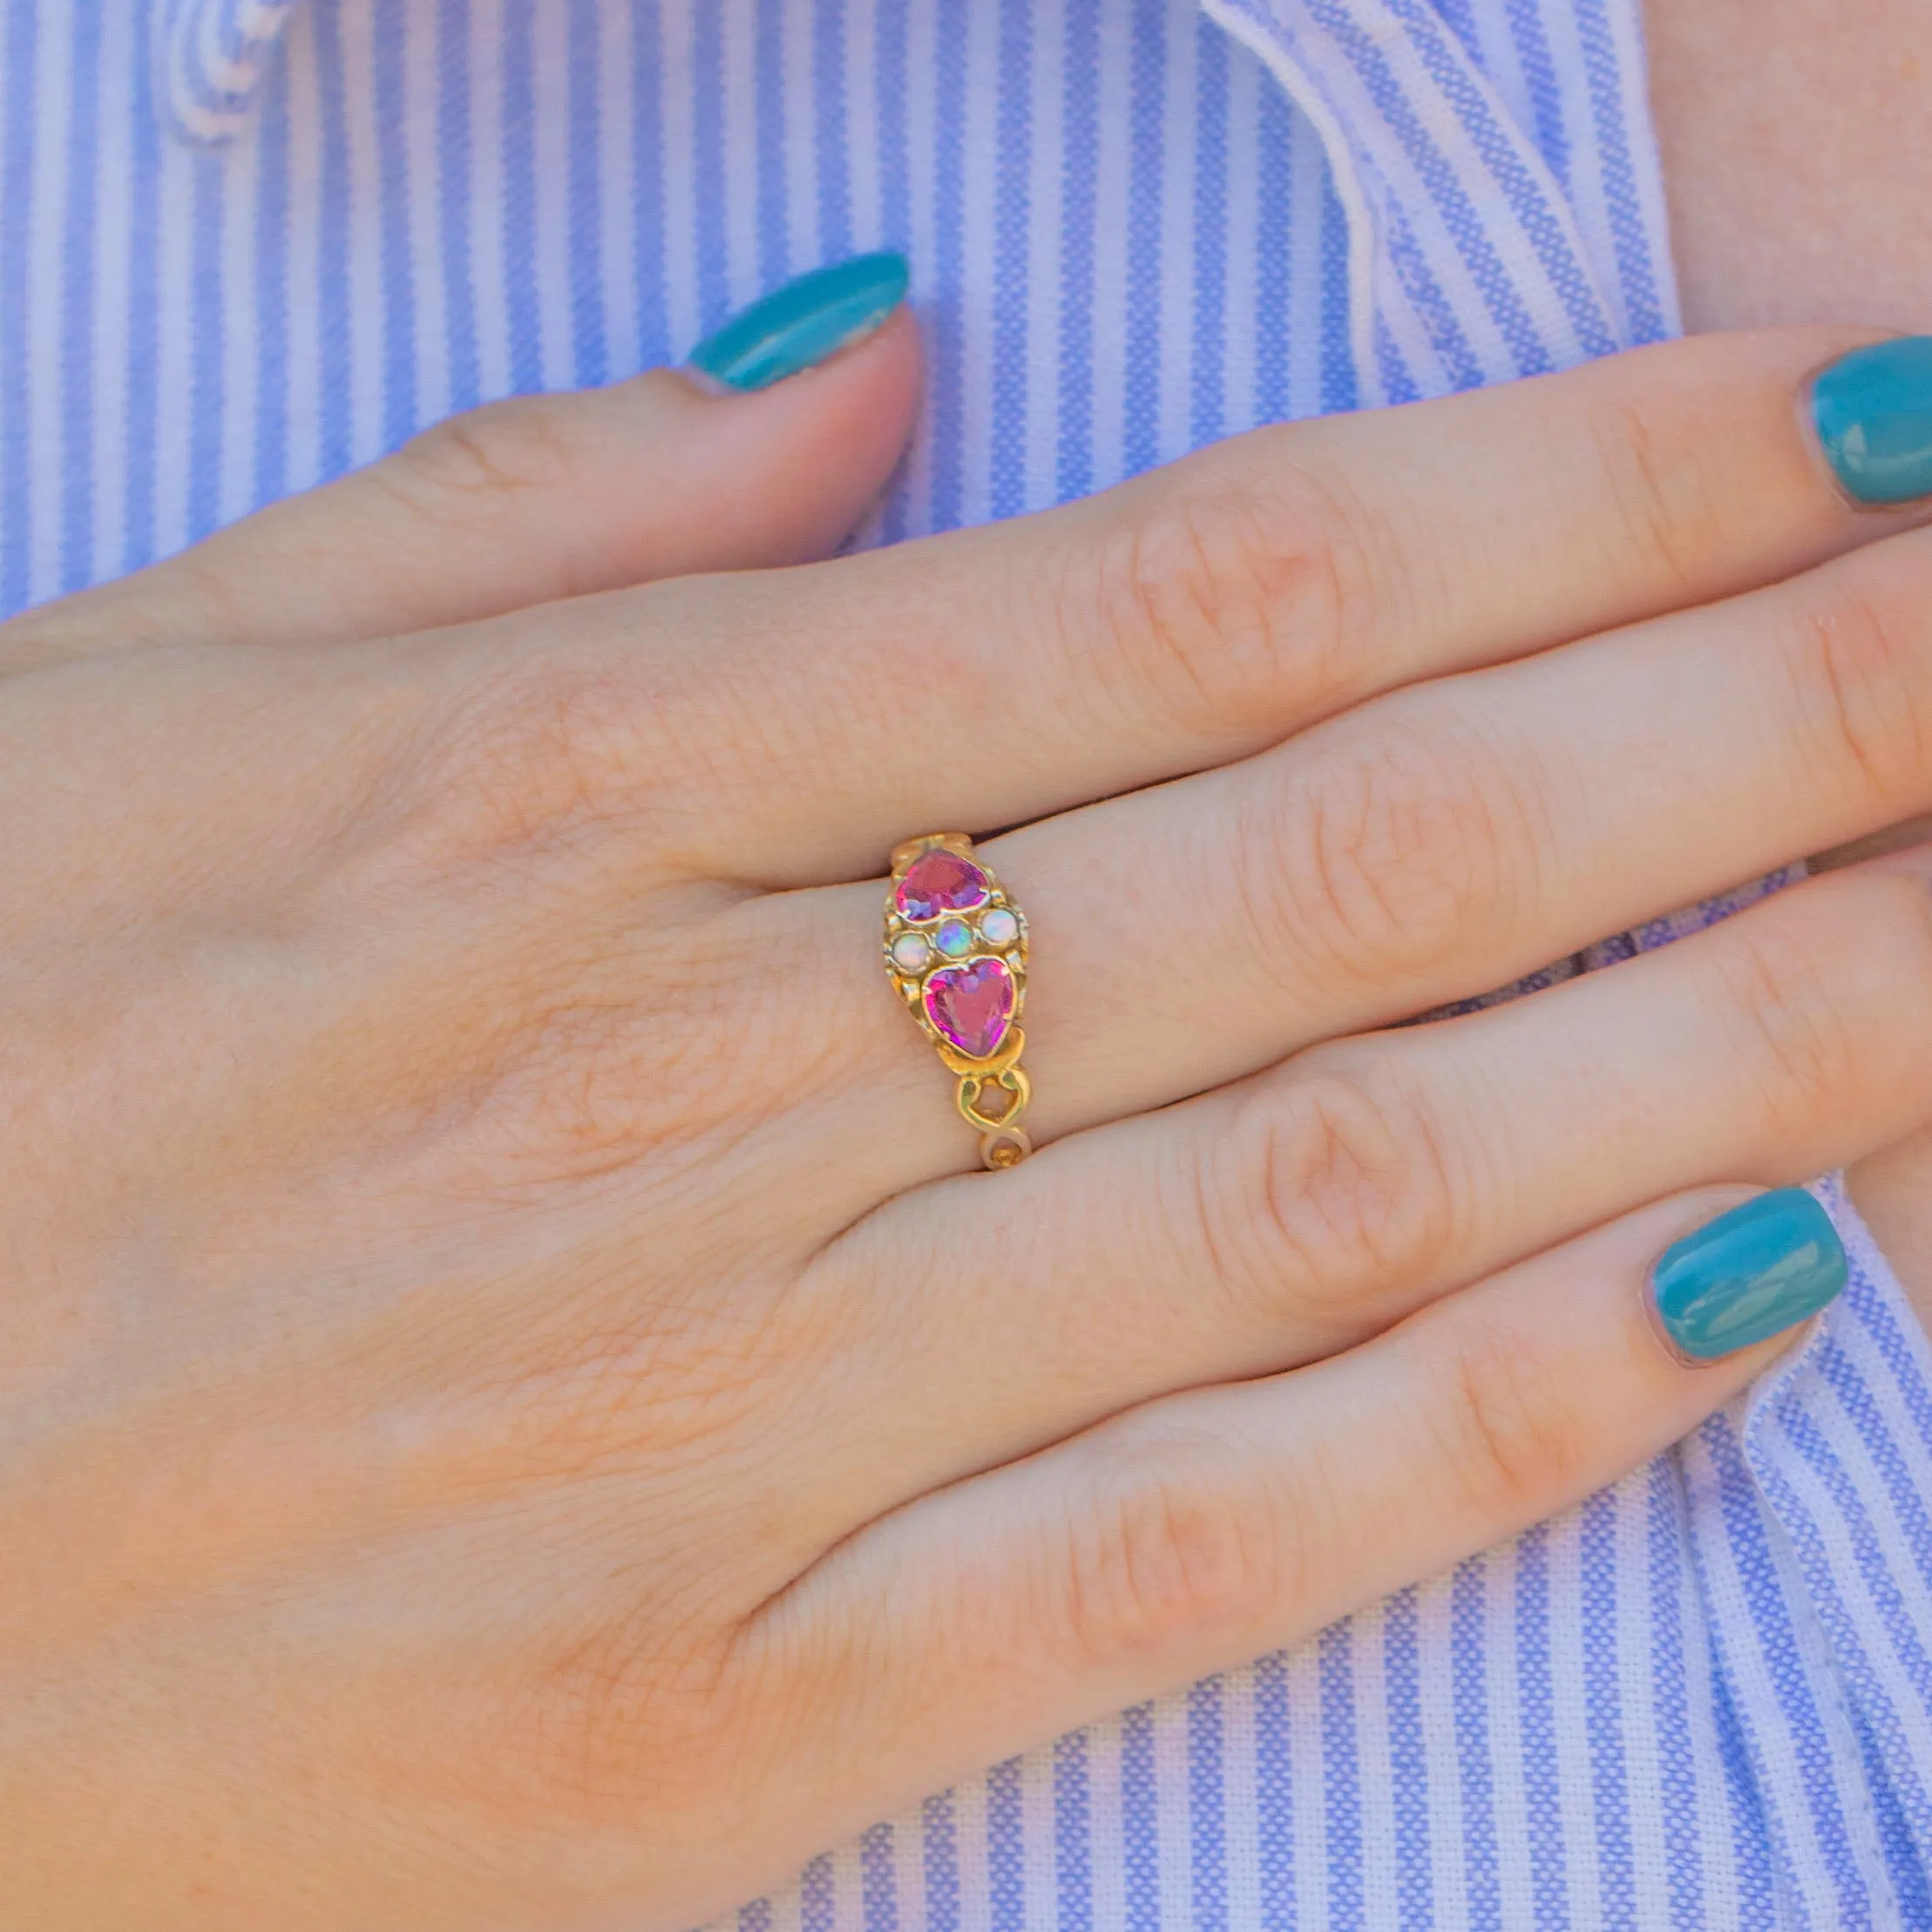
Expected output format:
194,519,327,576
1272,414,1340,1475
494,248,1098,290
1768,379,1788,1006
1062,1429,1278,1664
1086,458,1370,736
1257,715,1539,987
505,1622,746,1824
440,927,763,1184
1436,1312,1587,1516
1786,560,1932,806
1207,1061,1459,1334
473,984,665,1172
417,652,668,855
390,396,582,517
1710,919,1868,1133
1583,396,1718,598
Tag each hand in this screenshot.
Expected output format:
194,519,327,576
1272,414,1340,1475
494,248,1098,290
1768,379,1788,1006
4,317,1932,1931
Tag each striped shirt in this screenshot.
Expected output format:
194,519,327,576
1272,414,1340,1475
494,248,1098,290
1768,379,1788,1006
3,3,1932,1925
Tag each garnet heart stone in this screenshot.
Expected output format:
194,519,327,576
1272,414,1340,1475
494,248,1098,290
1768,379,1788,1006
923,957,1014,1060
895,848,991,923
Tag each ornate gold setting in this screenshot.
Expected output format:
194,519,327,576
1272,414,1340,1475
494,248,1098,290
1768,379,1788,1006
884,832,1034,1169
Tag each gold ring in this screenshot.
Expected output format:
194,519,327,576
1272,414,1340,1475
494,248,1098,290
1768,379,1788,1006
883,834,1033,1169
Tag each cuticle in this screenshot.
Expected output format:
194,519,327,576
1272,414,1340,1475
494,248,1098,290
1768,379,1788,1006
1642,1270,1717,1372
678,364,736,399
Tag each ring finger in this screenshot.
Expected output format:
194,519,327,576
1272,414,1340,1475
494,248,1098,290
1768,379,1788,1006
763,515,1932,1214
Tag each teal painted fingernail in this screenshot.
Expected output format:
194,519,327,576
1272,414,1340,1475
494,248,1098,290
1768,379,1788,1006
1812,336,1932,505
687,251,910,392
1651,1190,1847,1362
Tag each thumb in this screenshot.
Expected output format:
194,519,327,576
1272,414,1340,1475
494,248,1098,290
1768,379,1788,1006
3,254,919,668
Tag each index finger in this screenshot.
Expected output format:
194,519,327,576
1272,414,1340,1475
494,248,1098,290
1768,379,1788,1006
592,325,1925,884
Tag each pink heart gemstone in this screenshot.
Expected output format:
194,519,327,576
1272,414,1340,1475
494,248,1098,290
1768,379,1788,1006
895,848,991,923
923,957,1014,1060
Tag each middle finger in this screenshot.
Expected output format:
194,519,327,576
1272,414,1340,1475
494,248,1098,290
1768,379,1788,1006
654,325,1901,884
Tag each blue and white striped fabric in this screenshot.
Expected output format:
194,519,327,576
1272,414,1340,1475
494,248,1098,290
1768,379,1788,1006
3,3,1931,1925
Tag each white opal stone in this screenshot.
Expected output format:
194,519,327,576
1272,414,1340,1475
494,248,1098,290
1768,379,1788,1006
979,907,1020,947
891,932,932,973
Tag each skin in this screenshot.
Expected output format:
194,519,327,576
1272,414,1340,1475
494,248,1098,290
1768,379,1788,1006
1647,0,1932,1321
7,316,1932,1926
1649,0,1932,336
3,17,1932,1919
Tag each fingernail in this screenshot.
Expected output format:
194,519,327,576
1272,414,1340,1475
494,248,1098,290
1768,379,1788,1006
1651,1189,1847,1362
1812,336,1932,505
687,251,910,393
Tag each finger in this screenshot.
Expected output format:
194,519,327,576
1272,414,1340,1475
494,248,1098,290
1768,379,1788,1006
796,855,1932,1517
0,303,919,672
751,1188,1820,1847
637,324,1922,882
752,507,1932,1212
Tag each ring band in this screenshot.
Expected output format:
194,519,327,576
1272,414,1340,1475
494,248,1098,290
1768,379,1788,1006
884,834,1034,1169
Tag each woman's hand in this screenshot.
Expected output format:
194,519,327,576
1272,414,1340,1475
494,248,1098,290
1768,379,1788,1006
4,317,1932,1931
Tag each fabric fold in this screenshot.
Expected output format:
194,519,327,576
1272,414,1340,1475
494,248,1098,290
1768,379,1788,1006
1198,0,1671,404
154,0,306,146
